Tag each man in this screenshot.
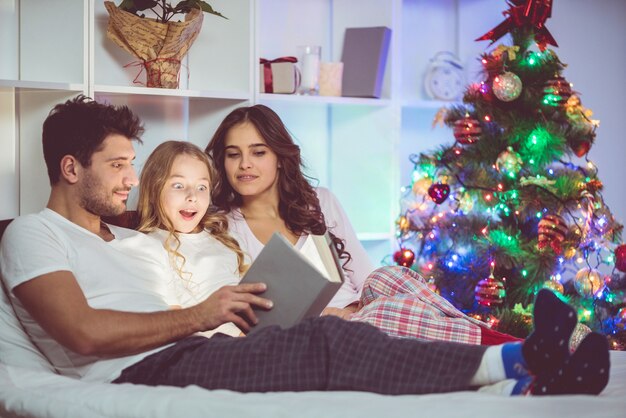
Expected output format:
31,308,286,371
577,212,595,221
0,95,610,395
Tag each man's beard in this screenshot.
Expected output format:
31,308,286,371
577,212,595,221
79,171,129,217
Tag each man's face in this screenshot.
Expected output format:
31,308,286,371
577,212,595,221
78,134,138,217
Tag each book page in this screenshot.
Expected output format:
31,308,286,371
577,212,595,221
299,234,343,283
299,235,330,280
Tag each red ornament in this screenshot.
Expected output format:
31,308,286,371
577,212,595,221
475,275,506,307
453,116,482,145
537,214,568,254
428,183,450,204
615,244,626,272
572,141,591,157
393,248,415,268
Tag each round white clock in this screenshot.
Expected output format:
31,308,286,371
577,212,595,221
424,52,464,101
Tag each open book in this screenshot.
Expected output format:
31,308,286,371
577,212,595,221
239,233,344,334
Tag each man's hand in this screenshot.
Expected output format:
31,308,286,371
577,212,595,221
194,282,273,333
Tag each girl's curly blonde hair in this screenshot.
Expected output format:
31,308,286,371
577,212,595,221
137,140,247,282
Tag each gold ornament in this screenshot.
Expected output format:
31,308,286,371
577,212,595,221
573,268,603,298
396,215,410,232
412,177,432,195
542,277,564,294
492,45,520,61
432,107,448,128
563,247,577,260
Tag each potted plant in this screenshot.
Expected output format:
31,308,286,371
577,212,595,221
105,0,226,88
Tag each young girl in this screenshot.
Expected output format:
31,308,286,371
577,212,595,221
205,104,522,345
136,140,247,337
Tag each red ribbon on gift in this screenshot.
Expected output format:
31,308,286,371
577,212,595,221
475,0,557,51
260,56,298,93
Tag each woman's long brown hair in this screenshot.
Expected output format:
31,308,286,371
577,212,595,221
205,104,351,265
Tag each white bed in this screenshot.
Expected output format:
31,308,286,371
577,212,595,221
1,272,626,418
0,351,623,418
1,227,625,418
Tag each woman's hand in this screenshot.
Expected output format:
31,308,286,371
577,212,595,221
321,307,354,320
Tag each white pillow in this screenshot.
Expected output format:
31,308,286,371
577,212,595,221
0,279,56,372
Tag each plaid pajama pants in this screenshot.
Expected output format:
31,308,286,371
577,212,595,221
113,316,486,394
350,266,485,344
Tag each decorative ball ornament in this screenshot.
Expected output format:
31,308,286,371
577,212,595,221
563,247,577,260
573,267,603,298
537,214,568,254
393,248,415,268
475,274,506,306
542,277,564,294
495,147,523,177
453,116,482,145
615,244,626,272
543,75,572,106
428,183,451,204
492,71,522,102
571,141,591,158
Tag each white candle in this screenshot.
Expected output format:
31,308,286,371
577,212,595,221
298,45,321,95
301,53,320,89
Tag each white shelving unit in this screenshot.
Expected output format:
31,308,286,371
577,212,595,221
1,0,466,261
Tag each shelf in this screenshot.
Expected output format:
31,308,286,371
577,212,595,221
94,85,250,101
258,93,391,106
0,79,85,92
357,232,394,242
402,98,460,109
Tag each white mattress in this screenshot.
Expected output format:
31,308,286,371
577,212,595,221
1,351,625,418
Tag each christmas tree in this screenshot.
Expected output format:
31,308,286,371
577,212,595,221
394,0,626,348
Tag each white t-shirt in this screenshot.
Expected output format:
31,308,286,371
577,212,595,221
0,209,177,383
148,229,242,337
227,187,374,308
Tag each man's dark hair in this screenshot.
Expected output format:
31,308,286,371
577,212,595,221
42,95,144,184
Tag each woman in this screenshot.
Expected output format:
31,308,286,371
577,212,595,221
205,104,520,345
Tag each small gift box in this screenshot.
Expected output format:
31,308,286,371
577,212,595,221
259,57,300,94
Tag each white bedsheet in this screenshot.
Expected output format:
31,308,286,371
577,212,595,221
1,351,625,418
